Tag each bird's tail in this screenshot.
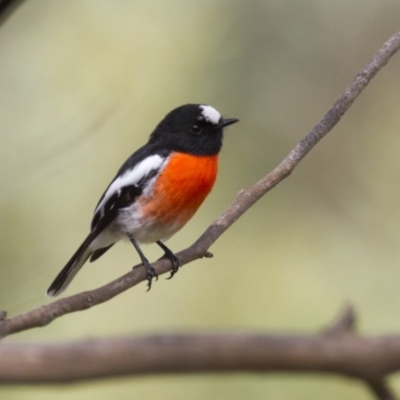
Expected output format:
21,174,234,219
46,233,95,297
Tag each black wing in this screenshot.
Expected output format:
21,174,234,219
90,144,170,233
90,144,170,231
90,184,142,232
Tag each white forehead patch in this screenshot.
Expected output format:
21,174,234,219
199,105,221,125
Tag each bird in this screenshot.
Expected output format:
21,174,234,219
46,103,238,297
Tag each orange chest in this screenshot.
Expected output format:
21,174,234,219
140,153,219,225
160,152,218,199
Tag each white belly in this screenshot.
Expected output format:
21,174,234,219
116,204,181,243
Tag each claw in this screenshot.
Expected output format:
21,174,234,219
166,253,180,280
130,237,158,291
143,260,158,291
156,240,180,279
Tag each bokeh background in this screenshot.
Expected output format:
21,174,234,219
1,1,400,399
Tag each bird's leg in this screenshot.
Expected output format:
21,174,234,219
130,237,158,291
156,240,180,279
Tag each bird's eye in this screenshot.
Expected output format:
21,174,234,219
191,124,202,134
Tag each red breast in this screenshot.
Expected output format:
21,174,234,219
139,152,218,228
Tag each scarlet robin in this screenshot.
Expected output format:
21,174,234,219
47,104,238,297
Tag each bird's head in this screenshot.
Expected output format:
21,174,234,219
149,104,239,156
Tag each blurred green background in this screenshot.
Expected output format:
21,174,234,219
1,0,400,398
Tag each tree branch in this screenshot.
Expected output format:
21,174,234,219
0,306,400,393
367,380,396,400
0,0,25,26
1,31,400,340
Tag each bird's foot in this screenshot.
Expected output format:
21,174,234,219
156,241,180,279
165,252,180,280
142,260,158,291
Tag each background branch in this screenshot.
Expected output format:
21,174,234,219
2,306,399,399
0,0,24,26
0,306,397,400
1,31,400,340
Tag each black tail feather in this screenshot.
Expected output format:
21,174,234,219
46,233,96,297
89,243,115,262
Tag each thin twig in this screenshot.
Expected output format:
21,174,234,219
367,380,397,400
0,0,25,26
323,304,356,336
1,31,400,339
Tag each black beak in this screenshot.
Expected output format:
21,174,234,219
219,118,239,128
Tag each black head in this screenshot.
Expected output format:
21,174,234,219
148,104,238,156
